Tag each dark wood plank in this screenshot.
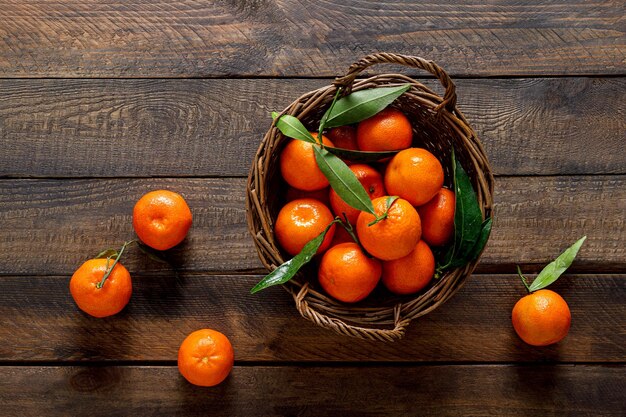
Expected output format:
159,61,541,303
0,274,623,362
0,176,623,275
1,78,624,177
0,365,623,416
0,1,624,77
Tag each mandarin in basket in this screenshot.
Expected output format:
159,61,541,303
418,187,455,246
327,126,359,151
178,328,234,387
385,148,444,206
382,240,435,295
318,242,382,303
133,190,192,251
356,197,421,261
275,198,336,256
280,133,334,191
70,258,132,318
356,108,413,151
329,164,385,225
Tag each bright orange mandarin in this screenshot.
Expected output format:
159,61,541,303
178,329,234,387
133,190,193,251
70,258,132,318
285,186,330,206
385,148,444,206
275,198,336,256
318,242,382,303
382,240,435,295
329,164,385,225
512,289,571,346
418,188,455,246
356,197,421,261
280,134,334,191
356,108,413,151
327,126,359,150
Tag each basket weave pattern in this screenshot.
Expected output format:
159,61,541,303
246,53,494,341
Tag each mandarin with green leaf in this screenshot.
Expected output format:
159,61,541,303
275,198,336,256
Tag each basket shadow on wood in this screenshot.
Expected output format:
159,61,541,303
247,53,494,342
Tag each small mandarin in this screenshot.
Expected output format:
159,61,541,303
327,126,359,151
318,242,382,303
357,108,413,151
274,198,336,256
133,190,192,251
356,197,421,261
329,164,385,225
418,188,455,246
178,329,234,387
382,240,435,295
512,289,571,346
280,134,334,191
70,258,132,318
385,148,444,206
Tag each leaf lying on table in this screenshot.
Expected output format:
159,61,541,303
437,149,491,275
325,146,399,163
313,146,375,215
322,84,411,128
527,236,587,292
250,220,339,294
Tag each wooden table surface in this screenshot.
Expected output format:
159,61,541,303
0,1,624,416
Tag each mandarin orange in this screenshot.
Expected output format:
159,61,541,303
356,108,413,152
356,197,421,261
275,198,336,256
382,240,435,295
318,242,382,303
385,148,444,206
280,133,334,191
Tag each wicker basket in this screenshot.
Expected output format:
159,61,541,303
246,53,494,342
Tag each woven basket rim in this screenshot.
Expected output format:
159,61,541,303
246,53,494,342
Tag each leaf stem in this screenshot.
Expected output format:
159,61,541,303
367,196,399,226
516,265,531,293
96,240,136,289
318,87,343,148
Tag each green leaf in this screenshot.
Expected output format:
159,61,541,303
313,146,375,215
137,242,170,264
469,217,492,261
271,111,279,120
528,236,587,292
451,152,483,261
251,220,339,294
323,84,411,128
436,150,490,274
95,248,118,259
274,115,316,143
325,146,399,163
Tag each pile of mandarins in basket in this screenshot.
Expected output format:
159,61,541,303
276,107,455,303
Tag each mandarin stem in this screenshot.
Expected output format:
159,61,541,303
96,240,136,289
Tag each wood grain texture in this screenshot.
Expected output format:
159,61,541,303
0,176,623,275
1,365,624,416
0,274,623,362
0,1,624,77
1,78,624,177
